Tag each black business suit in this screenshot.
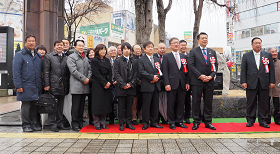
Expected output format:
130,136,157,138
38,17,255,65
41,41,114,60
188,47,218,125
162,52,189,125
114,56,138,125
138,54,161,127
241,50,275,124
181,52,192,121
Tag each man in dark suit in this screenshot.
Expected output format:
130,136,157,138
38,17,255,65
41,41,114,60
179,40,191,124
153,43,167,124
162,37,190,130
138,41,163,130
114,42,138,131
241,37,275,128
62,39,72,56
189,32,218,130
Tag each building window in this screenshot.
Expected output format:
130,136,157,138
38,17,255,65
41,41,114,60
270,3,277,13
257,26,263,36
235,31,241,40
245,29,250,38
264,25,270,34
271,23,278,33
251,27,257,37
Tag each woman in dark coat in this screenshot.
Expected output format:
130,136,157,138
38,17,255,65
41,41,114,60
86,48,95,125
91,44,112,130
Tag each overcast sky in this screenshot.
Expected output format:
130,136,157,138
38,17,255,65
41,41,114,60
109,0,228,49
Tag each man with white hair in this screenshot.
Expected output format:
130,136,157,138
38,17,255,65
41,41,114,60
108,46,118,124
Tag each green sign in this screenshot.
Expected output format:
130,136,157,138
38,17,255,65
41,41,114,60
80,23,110,37
111,23,124,39
231,48,234,53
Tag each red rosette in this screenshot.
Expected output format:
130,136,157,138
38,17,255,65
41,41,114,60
262,57,269,73
210,57,216,72
181,58,188,73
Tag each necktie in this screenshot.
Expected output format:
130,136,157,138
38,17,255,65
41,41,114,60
256,53,260,70
112,59,115,65
150,57,154,67
159,55,162,63
126,58,128,65
202,48,207,64
175,53,181,69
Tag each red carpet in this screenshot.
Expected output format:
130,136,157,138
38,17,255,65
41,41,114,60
79,122,280,133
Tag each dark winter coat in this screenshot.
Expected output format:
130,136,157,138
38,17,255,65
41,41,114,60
43,51,70,95
114,56,138,96
13,47,43,101
91,57,112,114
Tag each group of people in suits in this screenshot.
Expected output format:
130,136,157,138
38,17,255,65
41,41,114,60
99,32,219,131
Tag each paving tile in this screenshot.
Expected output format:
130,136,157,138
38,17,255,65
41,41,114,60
119,139,134,143
133,139,147,144
14,152,30,154
34,146,54,152
118,134,138,139
117,143,133,147
132,147,148,153
76,139,92,143
98,134,119,139
28,142,46,146
50,147,68,152
158,134,179,139
17,146,38,152
78,134,99,139
31,152,48,154
65,147,85,152
115,147,132,153
42,142,61,147
57,142,74,147
139,134,159,139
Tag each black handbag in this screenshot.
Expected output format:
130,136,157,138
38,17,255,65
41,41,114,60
36,91,58,107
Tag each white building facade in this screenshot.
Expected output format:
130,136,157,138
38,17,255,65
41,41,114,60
234,0,280,61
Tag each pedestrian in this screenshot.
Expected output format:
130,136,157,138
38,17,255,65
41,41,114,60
162,37,189,130
13,35,43,132
138,41,163,130
268,47,280,125
179,40,191,124
62,38,72,56
114,42,138,131
67,40,92,131
36,45,47,60
86,48,94,125
108,46,118,124
43,40,70,132
189,32,218,130
241,37,275,128
91,44,112,130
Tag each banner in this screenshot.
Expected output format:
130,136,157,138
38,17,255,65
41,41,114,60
184,31,192,45
111,23,124,39
80,23,110,37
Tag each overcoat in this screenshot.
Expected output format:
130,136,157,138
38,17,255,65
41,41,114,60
270,59,280,97
114,56,138,96
67,50,92,94
43,51,70,95
91,57,112,114
13,47,42,101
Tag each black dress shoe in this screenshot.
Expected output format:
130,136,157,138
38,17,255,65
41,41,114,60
32,126,42,131
119,124,124,131
246,123,254,127
132,120,138,125
23,127,33,132
205,124,216,130
150,124,163,128
139,120,143,123
275,121,280,125
192,124,199,130
72,126,80,132
58,125,70,130
142,125,148,130
259,123,270,128
185,119,191,124
169,124,175,130
51,126,59,132
126,124,135,130
102,125,108,129
175,123,188,128
96,126,101,130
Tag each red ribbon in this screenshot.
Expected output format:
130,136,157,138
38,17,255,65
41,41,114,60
262,57,269,73
210,57,216,72
181,58,188,73
155,62,160,74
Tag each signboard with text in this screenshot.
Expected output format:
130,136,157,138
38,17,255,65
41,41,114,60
184,31,192,45
278,2,280,11
80,23,110,37
111,23,124,39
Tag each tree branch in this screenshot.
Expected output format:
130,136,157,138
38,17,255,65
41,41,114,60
164,0,172,14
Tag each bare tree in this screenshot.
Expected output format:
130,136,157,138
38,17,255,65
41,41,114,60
156,0,172,44
192,0,236,48
134,0,153,47
64,0,109,45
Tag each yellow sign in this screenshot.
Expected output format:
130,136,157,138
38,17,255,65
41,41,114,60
14,42,22,49
87,35,93,48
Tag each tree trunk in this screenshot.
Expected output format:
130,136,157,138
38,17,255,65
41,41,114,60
156,0,172,44
192,0,204,48
135,0,153,47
